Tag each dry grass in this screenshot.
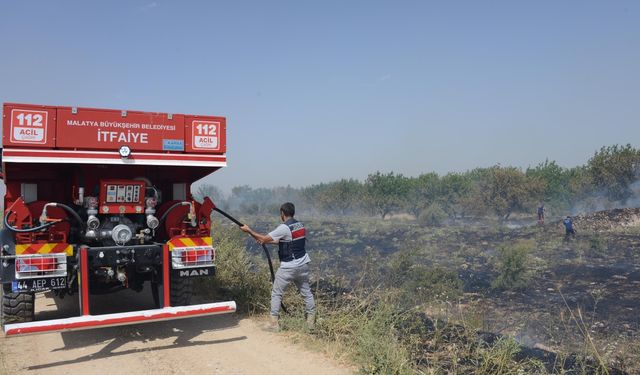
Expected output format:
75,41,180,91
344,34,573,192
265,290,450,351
199,221,632,374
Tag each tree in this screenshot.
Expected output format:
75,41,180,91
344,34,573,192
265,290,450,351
301,183,328,214
193,184,225,206
364,171,411,219
228,185,277,214
302,179,364,215
475,166,545,220
459,168,492,217
405,173,440,217
417,203,447,226
566,165,592,203
587,144,640,201
526,160,571,212
438,172,472,218
327,179,363,215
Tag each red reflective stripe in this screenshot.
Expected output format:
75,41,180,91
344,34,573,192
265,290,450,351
170,237,210,248
21,244,41,255
173,238,189,248
51,243,69,253
4,304,235,336
17,243,69,255
291,228,305,240
191,237,207,246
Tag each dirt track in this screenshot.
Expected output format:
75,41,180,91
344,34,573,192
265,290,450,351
0,290,353,375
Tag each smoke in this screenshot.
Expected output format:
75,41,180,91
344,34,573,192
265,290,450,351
195,184,305,216
571,179,640,215
626,179,640,207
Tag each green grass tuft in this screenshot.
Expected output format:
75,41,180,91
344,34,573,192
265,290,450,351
491,240,533,290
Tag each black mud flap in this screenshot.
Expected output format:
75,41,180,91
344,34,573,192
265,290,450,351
0,229,17,284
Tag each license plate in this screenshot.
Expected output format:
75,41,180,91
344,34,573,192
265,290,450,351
12,277,67,293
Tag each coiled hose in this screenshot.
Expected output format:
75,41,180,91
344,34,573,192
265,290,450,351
158,201,192,224
4,211,57,232
4,203,84,233
53,203,85,229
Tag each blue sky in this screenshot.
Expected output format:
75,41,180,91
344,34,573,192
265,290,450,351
1,1,638,192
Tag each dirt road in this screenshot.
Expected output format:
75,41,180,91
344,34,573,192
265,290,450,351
0,290,353,375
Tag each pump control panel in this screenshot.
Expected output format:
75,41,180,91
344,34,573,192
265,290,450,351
99,180,146,214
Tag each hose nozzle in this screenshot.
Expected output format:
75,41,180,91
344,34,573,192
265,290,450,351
39,203,58,225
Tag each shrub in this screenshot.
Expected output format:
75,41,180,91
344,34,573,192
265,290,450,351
417,203,447,227
385,250,462,309
588,235,607,258
355,300,413,375
399,266,462,307
309,289,414,375
195,223,272,314
476,337,547,374
491,241,533,290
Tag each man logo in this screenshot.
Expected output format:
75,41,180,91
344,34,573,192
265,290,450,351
179,269,209,277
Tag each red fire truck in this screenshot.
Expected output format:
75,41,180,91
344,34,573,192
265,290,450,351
0,103,235,336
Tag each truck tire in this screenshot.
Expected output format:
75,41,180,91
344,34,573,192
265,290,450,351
170,277,193,306
2,291,35,324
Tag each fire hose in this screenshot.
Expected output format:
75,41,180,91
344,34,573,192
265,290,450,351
4,211,57,232
211,206,287,314
4,198,286,311
158,201,194,225
4,203,85,233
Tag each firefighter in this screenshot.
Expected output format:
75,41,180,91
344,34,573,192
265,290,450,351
240,202,316,332
537,202,545,225
563,215,576,239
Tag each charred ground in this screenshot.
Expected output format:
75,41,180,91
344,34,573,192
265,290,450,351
243,209,640,373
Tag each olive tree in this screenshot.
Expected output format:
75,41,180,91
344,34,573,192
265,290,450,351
364,171,411,219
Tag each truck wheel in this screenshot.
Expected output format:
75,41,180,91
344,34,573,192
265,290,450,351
170,277,193,306
2,291,35,324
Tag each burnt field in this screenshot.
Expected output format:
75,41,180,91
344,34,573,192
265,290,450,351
241,209,640,372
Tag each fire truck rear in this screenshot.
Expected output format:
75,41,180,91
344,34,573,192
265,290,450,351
0,103,235,336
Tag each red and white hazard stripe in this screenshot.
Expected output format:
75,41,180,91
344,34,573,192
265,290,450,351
2,148,227,167
4,301,236,337
291,227,306,240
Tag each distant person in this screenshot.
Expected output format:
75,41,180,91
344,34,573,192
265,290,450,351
563,215,576,238
240,202,316,332
537,202,545,225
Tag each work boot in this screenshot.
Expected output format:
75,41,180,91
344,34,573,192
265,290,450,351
262,315,280,333
306,313,316,330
